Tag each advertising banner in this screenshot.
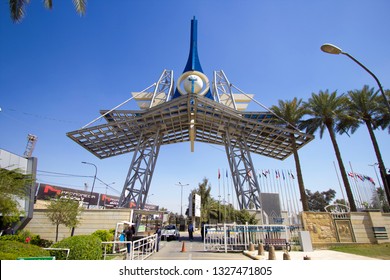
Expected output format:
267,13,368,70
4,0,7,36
36,183,100,206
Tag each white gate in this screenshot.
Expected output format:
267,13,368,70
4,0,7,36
203,224,291,253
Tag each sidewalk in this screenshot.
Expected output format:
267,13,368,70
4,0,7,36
243,249,379,260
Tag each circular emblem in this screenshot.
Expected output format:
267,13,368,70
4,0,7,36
177,71,210,96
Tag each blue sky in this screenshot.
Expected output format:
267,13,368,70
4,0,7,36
1,0,389,214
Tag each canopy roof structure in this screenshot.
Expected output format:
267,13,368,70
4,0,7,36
67,93,312,160
66,17,314,213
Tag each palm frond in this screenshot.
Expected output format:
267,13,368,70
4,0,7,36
9,0,30,23
43,0,53,9
73,0,87,16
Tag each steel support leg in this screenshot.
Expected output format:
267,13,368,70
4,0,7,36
224,130,262,210
119,129,162,209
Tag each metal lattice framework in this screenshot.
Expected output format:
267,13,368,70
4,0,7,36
67,17,314,211
67,92,313,209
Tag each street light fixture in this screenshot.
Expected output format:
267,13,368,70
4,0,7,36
82,161,97,209
320,43,390,113
176,182,189,216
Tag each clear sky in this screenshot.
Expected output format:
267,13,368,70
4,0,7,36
1,0,389,214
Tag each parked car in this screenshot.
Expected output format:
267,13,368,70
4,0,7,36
161,224,180,241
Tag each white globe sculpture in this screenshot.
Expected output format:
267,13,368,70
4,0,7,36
183,75,203,94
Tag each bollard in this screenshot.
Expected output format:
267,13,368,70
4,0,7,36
283,251,291,260
268,245,276,260
249,242,255,251
258,242,265,256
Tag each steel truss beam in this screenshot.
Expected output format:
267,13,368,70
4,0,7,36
224,129,262,210
118,128,162,208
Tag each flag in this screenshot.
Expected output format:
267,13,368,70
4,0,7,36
275,170,279,179
262,170,267,178
226,170,228,178
348,172,355,177
282,170,285,180
364,175,375,185
288,170,295,179
218,169,220,179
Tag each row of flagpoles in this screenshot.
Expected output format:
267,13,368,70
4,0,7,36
347,172,377,209
218,167,379,215
217,168,302,217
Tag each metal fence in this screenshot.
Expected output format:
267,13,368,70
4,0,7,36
102,234,157,260
203,224,297,253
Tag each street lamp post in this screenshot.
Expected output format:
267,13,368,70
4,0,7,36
320,43,390,113
82,161,97,209
176,182,189,216
321,43,390,204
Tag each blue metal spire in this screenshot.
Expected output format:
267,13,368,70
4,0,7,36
172,17,213,100
183,16,203,73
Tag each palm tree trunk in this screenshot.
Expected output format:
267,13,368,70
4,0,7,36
326,123,357,211
291,134,309,211
364,120,390,204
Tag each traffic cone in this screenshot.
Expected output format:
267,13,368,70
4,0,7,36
181,241,186,252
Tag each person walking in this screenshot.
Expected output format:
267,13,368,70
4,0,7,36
124,224,133,256
201,222,205,241
155,225,161,252
188,223,194,241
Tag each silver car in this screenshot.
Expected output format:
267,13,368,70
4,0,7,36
161,224,180,241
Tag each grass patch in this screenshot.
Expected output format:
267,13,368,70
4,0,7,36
329,243,390,260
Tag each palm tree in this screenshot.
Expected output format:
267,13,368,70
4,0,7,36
300,90,357,211
270,98,310,211
194,178,218,222
375,89,390,134
338,85,390,204
9,0,87,23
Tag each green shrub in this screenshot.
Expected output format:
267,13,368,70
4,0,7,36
0,231,53,248
92,229,114,253
51,235,102,260
0,234,24,243
0,241,51,260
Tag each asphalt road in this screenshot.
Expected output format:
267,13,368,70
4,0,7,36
147,232,252,260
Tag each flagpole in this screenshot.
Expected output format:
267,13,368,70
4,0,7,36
226,170,230,223
231,175,235,212
276,170,286,211
218,169,221,223
283,170,294,224
289,170,300,218
349,161,363,209
223,168,226,223
333,161,346,204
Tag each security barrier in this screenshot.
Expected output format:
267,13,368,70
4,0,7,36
203,224,291,253
102,234,157,260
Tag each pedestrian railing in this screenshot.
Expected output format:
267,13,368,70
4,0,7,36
203,224,292,253
102,234,157,260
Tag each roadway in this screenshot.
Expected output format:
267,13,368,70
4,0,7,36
147,231,378,260
147,231,251,260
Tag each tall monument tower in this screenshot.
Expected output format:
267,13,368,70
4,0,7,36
67,17,313,213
